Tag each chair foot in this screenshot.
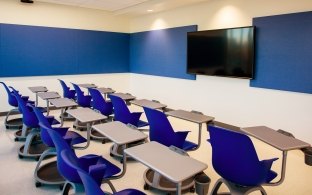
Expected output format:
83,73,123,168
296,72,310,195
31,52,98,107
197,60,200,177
35,182,41,188
144,183,149,190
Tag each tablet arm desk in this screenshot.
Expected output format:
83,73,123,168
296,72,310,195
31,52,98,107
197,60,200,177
241,126,310,186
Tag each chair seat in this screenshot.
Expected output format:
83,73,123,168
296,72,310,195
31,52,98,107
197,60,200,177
114,189,146,195
64,131,87,145
182,140,197,151
266,170,278,183
137,120,149,128
96,156,121,178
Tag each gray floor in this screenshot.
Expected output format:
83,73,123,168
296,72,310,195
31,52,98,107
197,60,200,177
0,108,207,195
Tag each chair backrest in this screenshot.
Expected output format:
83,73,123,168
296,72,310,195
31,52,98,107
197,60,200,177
32,106,54,147
72,83,91,107
77,169,105,195
12,90,39,128
109,95,132,124
208,125,265,186
0,82,18,107
45,124,81,183
143,107,177,147
88,88,113,116
58,79,75,99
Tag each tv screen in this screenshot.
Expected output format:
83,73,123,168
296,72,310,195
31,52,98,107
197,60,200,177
187,26,255,79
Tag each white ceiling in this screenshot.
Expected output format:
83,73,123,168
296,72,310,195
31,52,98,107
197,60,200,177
35,0,209,16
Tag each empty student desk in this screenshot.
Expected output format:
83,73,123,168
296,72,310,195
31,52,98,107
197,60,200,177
67,108,107,149
92,121,148,159
96,87,116,99
77,83,97,88
241,126,311,186
166,110,214,150
111,93,136,105
28,86,48,106
131,99,167,110
49,98,78,126
124,141,208,194
37,92,61,115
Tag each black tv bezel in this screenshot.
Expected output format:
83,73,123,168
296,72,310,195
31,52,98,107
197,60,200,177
186,26,255,79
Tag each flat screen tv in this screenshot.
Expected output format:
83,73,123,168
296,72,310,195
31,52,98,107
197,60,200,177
187,26,255,79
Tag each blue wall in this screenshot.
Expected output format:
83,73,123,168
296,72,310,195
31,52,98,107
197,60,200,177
250,11,312,94
130,26,197,80
0,24,129,77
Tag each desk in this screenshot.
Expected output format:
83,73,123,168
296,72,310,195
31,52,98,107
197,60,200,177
28,86,48,106
166,110,214,150
96,87,116,99
131,99,167,110
92,121,148,158
49,98,78,126
124,141,208,195
37,92,61,115
66,108,107,149
111,93,136,101
77,83,97,88
241,126,310,186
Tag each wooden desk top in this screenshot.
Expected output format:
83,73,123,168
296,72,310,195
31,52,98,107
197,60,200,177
49,98,77,108
166,109,214,124
131,99,167,109
37,92,61,100
124,141,207,183
110,93,136,101
28,86,48,93
241,126,310,151
66,108,106,123
96,87,116,94
78,83,97,88
92,121,147,145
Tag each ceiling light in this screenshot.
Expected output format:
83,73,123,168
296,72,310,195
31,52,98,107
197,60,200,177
147,9,154,12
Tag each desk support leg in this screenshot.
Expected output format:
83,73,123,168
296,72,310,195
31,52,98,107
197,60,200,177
190,123,202,151
265,151,287,186
60,108,64,127
46,100,49,116
111,145,127,180
176,182,182,195
35,93,38,106
74,122,91,150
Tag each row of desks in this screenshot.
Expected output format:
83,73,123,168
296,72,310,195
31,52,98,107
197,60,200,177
28,84,310,194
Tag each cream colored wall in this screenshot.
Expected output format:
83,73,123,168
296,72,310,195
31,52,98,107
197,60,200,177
0,0,131,113
0,0,129,32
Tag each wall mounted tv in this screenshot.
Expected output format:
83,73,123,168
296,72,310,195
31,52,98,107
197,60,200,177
187,26,255,79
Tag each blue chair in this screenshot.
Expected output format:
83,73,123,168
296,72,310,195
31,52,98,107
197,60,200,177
208,125,278,195
109,95,148,128
58,79,76,100
88,88,113,141
73,158,146,195
0,82,29,129
143,107,197,151
13,90,52,159
71,83,92,108
32,105,87,188
45,124,121,194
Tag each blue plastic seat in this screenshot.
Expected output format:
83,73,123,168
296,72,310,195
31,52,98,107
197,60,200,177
208,125,278,195
32,105,87,187
72,83,92,108
69,156,145,195
143,107,197,151
109,95,148,128
44,124,121,194
0,82,32,129
58,79,76,100
89,88,113,117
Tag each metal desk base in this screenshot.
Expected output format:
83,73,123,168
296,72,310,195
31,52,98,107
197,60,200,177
143,169,195,193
